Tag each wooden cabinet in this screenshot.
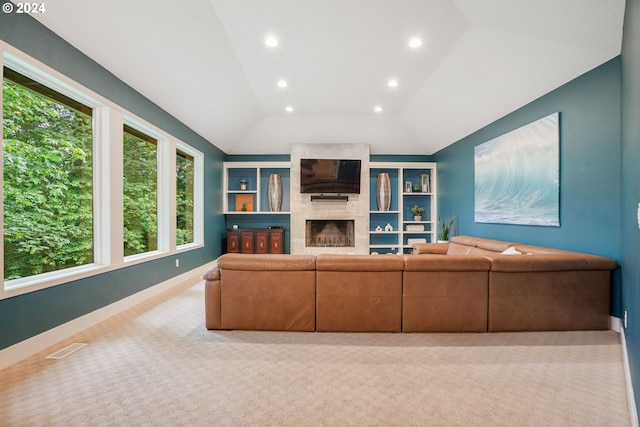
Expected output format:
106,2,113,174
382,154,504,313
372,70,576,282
227,229,284,254
227,230,240,253
240,230,255,254
269,229,284,254
255,229,269,254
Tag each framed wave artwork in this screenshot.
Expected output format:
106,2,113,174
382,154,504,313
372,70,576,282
474,112,560,227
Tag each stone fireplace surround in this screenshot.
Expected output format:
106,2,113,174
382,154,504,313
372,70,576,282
290,143,370,255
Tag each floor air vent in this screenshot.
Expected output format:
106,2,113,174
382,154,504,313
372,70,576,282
46,343,87,359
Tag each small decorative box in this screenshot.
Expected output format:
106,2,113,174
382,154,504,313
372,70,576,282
407,238,427,246
405,224,425,232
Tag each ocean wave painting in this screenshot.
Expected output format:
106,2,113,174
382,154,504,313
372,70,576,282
474,112,559,227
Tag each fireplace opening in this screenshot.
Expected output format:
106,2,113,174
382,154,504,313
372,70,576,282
306,220,355,247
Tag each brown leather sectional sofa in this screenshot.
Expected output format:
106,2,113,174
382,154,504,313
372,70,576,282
203,236,617,333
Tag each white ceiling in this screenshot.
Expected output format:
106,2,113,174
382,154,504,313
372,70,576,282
32,0,625,155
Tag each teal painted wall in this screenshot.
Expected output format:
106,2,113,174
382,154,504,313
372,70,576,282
434,58,622,313
0,12,226,350
434,58,622,257
621,0,640,415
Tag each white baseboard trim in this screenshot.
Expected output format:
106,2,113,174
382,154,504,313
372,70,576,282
0,260,217,371
612,315,623,332
621,327,639,427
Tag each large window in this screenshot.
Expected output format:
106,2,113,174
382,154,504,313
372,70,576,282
1,47,204,297
176,149,194,246
3,67,94,280
123,125,158,256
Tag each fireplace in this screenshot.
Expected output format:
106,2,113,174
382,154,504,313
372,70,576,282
306,220,355,247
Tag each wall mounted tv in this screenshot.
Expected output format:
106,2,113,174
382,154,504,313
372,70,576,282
300,159,361,194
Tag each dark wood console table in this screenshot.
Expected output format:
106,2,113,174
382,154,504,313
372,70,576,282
226,228,284,254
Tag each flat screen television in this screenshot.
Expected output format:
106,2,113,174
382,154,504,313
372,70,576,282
300,159,361,194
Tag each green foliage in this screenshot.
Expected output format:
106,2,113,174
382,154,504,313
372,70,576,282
123,131,158,256
411,204,425,216
4,76,196,281
439,213,456,241
3,79,93,280
176,152,194,245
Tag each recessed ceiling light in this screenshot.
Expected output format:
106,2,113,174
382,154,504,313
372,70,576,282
265,35,279,47
285,106,293,112
374,106,383,113
277,80,287,88
387,79,398,88
409,37,423,49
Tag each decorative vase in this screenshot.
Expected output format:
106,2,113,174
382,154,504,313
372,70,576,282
268,173,282,212
377,173,391,211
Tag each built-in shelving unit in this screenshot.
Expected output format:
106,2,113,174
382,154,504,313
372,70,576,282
369,162,437,254
223,162,291,214
223,160,436,256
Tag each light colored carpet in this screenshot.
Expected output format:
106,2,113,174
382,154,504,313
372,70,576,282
0,277,631,426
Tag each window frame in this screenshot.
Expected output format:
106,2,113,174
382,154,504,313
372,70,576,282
1,42,204,300
175,142,203,249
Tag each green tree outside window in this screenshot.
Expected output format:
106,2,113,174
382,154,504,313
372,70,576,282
3,76,94,280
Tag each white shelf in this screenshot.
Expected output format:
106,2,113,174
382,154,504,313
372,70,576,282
223,161,291,214
403,192,434,196
369,162,437,254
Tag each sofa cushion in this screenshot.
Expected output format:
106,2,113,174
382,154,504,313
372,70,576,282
489,270,611,331
403,255,489,332
447,243,474,255
412,242,449,255
220,269,316,331
447,236,520,256
316,254,403,332
403,271,489,332
449,236,479,247
475,238,519,252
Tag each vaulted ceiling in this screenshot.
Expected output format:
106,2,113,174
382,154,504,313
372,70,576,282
33,0,625,155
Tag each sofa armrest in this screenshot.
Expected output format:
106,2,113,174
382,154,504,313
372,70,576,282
203,266,220,281
412,243,449,255
204,267,221,329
